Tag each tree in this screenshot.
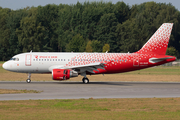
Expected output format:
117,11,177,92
91,40,102,52
16,15,46,52
95,13,118,52
113,1,130,23
6,9,28,59
0,8,11,60
166,47,179,57
85,40,93,52
103,44,110,52
66,34,86,52
37,4,59,51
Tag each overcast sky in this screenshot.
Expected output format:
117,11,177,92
0,0,179,11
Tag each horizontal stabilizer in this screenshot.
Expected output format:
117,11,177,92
149,57,173,63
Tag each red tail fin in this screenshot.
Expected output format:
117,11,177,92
136,23,173,55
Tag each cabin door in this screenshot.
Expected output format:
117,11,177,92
25,54,31,66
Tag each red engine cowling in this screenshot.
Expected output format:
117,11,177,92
52,69,78,81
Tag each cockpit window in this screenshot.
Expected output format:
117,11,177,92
10,58,19,61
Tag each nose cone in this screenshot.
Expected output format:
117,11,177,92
2,62,8,70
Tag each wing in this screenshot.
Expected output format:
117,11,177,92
49,62,106,74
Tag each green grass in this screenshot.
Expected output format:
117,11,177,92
0,61,4,71
0,98,180,120
0,89,42,94
122,66,180,75
0,61,4,64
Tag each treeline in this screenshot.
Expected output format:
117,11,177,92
0,1,180,61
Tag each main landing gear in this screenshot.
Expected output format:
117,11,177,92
82,77,89,84
26,73,31,83
81,72,89,84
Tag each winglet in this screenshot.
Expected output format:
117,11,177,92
136,23,173,55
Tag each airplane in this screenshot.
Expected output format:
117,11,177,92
2,23,176,83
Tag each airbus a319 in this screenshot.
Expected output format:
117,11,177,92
2,23,176,83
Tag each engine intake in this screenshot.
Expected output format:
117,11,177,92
52,69,78,81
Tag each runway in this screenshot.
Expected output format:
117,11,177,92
0,81,180,100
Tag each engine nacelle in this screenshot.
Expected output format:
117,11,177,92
52,69,78,81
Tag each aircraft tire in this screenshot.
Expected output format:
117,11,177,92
26,79,31,83
83,78,89,84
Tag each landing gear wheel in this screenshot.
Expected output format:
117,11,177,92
26,79,31,83
82,77,89,84
26,73,31,83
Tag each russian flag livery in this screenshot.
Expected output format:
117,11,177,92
2,23,176,83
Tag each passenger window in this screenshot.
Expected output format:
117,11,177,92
47,59,49,61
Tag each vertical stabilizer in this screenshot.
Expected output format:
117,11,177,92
136,23,173,55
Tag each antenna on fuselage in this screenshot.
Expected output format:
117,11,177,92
30,50,32,53
106,51,108,53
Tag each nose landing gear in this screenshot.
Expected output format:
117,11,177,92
26,73,31,83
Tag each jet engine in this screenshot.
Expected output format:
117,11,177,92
52,69,78,80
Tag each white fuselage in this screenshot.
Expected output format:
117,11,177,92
3,52,80,73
